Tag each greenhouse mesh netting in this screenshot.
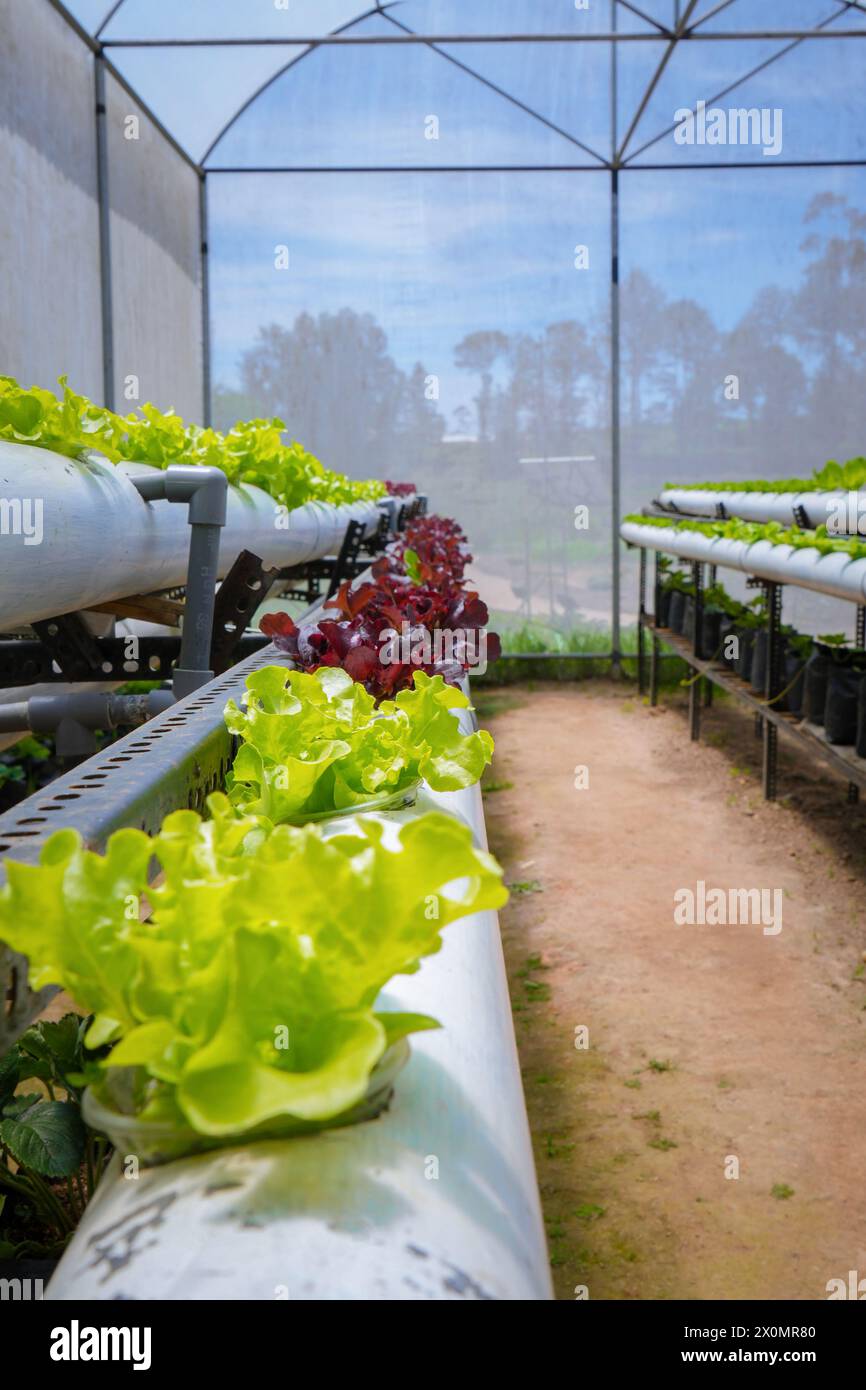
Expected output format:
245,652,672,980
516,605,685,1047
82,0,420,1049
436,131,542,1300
3,0,866,656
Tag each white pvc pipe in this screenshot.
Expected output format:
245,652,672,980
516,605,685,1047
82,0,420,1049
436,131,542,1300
0,442,380,630
45,709,552,1302
620,519,866,604
658,486,852,530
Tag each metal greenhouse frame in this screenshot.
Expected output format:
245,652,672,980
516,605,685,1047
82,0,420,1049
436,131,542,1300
43,0,866,664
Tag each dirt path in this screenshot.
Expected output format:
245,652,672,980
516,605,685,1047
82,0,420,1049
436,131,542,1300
477,681,866,1301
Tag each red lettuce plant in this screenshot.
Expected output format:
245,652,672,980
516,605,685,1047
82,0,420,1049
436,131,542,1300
260,511,500,699
384,481,417,497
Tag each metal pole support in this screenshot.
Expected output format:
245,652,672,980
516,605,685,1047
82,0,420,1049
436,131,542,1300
762,581,782,800
689,561,702,741
637,546,647,696
130,465,228,697
326,520,367,600
704,564,717,707
848,607,866,803
650,549,660,707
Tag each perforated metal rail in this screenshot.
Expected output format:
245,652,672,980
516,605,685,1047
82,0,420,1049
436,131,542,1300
0,638,295,1049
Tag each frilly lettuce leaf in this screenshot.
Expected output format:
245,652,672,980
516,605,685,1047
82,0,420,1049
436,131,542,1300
225,666,493,820
0,375,384,508
0,796,507,1135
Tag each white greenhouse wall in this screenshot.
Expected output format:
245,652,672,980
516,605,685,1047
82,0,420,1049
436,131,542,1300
0,0,103,400
0,1,204,421
105,73,204,421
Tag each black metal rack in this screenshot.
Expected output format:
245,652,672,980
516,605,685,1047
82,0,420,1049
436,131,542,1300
634,543,866,804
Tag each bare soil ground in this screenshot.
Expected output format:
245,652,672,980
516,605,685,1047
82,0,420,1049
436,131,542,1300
477,680,866,1302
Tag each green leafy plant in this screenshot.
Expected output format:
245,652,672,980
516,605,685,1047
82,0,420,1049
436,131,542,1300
0,1014,109,1258
0,797,507,1139
0,735,52,807
702,583,737,616
624,513,866,563
224,666,494,822
786,631,814,662
0,375,384,512
666,455,866,495
771,1182,794,1200
661,567,694,595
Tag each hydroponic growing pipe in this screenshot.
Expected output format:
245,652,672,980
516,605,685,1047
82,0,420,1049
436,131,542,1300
620,518,866,604
657,486,855,531
44,706,553,1303
0,441,381,631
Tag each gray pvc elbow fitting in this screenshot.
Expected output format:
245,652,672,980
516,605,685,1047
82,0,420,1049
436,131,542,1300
131,465,228,527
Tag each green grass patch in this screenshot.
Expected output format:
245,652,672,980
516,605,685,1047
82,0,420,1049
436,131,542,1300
573,1203,606,1224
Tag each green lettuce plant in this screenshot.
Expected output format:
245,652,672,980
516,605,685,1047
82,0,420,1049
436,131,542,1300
225,666,494,822
0,798,507,1138
0,375,384,511
666,454,866,495
624,513,866,562
703,582,742,618
661,566,694,596
786,631,814,662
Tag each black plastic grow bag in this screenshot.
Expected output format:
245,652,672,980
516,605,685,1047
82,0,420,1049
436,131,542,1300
682,596,696,641
656,588,672,628
734,628,754,682
667,590,687,634
856,678,866,758
750,629,768,694
702,611,722,661
719,615,737,667
803,648,830,725
824,665,866,745
682,600,720,658
781,651,805,717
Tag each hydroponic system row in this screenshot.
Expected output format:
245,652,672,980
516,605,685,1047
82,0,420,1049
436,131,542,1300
8,0,866,1331
0,378,550,1300
622,453,866,800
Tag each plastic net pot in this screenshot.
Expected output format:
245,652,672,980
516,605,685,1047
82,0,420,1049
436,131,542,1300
82,1040,411,1168
824,665,866,745
280,781,422,826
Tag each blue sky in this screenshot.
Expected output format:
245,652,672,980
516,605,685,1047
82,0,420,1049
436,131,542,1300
207,161,866,422
61,0,866,417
